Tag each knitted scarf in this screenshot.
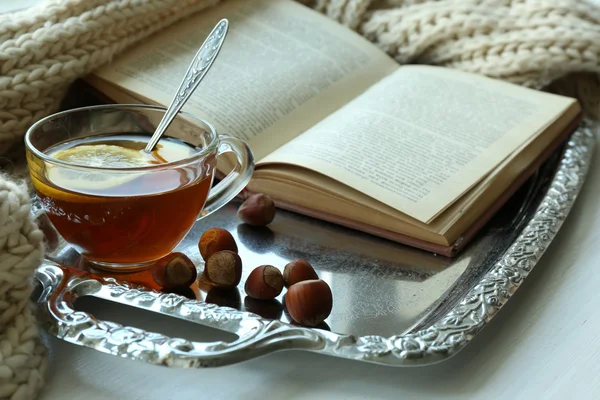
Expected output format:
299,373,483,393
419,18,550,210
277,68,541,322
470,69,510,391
1,0,599,398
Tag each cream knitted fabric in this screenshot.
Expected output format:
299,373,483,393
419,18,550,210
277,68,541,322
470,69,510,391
0,0,220,160
1,1,599,157
299,0,600,117
0,1,223,399
0,176,45,400
1,0,600,399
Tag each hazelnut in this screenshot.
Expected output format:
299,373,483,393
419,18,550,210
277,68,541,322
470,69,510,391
237,193,276,226
203,250,242,289
244,265,284,300
151,252,197,290
199,228,238,261
283,259,318,288
285,279,332,327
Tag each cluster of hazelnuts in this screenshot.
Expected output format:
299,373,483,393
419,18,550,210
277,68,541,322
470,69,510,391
151,193,333,327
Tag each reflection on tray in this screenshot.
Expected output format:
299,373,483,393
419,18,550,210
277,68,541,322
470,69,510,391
40,136,568,338
257,218,451,277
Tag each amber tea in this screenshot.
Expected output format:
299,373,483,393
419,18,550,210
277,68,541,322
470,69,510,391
26,105,253,271
30,133,216,266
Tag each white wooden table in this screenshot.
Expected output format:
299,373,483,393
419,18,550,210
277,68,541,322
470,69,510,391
35,130,599,399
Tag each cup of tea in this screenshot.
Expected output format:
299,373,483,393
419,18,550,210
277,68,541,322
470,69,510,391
25,104,254,271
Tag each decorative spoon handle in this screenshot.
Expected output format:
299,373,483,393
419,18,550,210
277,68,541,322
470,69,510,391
144,18,229,153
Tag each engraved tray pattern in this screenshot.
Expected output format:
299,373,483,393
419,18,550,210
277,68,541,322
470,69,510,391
32,121,596,367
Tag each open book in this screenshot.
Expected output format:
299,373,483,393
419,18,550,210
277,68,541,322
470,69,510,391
83,0,581,256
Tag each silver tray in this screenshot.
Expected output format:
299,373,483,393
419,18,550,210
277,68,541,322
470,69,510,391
31,121,596,368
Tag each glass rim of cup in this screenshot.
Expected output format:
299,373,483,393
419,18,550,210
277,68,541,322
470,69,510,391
24,104,220,172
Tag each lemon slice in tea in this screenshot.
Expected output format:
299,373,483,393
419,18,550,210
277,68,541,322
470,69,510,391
46,144,152,192
52,144,150,168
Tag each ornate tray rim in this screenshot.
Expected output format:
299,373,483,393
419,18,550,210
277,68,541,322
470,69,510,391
32,121,596,368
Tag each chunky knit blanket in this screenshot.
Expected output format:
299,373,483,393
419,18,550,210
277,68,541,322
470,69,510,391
1,0,599,398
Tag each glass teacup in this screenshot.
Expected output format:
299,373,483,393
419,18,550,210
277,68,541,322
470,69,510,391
25,104,254,271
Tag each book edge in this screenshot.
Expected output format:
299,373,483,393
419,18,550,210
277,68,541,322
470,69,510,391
256,112,582,258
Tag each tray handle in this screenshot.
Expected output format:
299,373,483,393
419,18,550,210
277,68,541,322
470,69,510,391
33,261,326,368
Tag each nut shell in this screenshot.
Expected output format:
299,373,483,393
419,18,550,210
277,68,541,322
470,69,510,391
237,193,276,226
151,253,197,290
285,279,332,327
245,265,284,300
283,259,318,288
204,250,243,289
199,228,238,261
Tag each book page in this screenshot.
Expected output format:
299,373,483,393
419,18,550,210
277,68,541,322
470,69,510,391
260,65,576,223
90,0,398,161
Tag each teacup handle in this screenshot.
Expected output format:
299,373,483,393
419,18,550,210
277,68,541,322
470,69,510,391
200,135,254,219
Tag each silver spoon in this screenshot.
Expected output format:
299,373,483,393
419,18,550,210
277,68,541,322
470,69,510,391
144,18,229,153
